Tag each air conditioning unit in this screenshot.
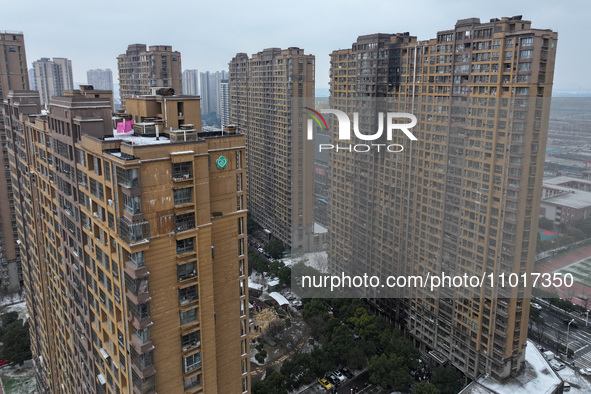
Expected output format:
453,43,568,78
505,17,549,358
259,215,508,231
108,199,113,207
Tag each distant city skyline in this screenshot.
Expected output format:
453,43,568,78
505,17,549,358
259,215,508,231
1,0,589,96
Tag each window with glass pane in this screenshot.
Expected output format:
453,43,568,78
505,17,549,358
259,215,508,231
123,194,141,215
183,352,202,372
181,330,201,350
179,285,199,304
177,238,194,254
173,187,192,205
128,251,145,268
180,308,197,325
184,374,201,390
177,261,197,281
133,327,150,343
172,161,193,180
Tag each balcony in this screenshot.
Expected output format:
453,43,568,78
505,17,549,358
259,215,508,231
118,218,150,245
117,167,140,188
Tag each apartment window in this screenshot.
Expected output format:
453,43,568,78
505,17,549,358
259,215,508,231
116,167,139,188
518,62,531,71
180,308,197,325
125,273,149,295
521,37,533,47
128,251,145,268
238,217,244,235
133,327,150,343
240,299,246,316
184,374,201,390
236,173,242,191
239,259,245,276
241,319,247,336
173,187,192,205
179,284,199,305
172,161,193,181
177,261,197,281
130,347,153,369
177,238,195,254
175,212,195,232
129,302,150,320
124,195,142,215
238,238,244,256
236,151,242,169
183,352,202,373
520,50,533,59
181,330,201,350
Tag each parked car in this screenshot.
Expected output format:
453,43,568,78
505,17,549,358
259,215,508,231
531,302,542,310
580,368,591,376
0,360,9,367
333,370,346,382
340,367,354,379
550,360,565,371
317,378,332,390
326,373,339,386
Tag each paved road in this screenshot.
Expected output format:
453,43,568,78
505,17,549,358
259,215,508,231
529,299,591,369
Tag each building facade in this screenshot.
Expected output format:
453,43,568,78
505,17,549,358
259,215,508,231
117,44,182,108
7,89,250,393
182,70,199,96
219,80,229,129
327,16,557,379
87,69,114,91
33,57,74,105
229,48,315,252
0,31,29,292
540,176,591,228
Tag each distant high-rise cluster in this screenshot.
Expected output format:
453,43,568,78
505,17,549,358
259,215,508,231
182,69,199,96
200,70,227,117
87,68,113,91
32,57,74,105
117,44,182,108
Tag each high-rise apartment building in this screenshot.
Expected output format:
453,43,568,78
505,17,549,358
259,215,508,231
117,44,182,108
327,16,556,379
33,57,74,105
0,31,28,292
199,71,227,117
87,69,114,91
28,68,36,90
219,79,230,129
7,88,250,393
182,69,199,96
229,48,315,252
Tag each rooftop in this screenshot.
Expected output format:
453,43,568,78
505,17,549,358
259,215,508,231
105,134,171,146
544,176,591,188
460,341,562,394
541,189,591,209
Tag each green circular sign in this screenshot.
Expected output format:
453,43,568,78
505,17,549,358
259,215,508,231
216,155,228,169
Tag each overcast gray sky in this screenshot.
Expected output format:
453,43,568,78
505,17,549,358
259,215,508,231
2,0,588,95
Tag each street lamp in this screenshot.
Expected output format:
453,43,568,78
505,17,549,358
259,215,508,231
566,318,575,359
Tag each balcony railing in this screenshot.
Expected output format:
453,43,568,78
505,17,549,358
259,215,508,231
118,218,150,244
